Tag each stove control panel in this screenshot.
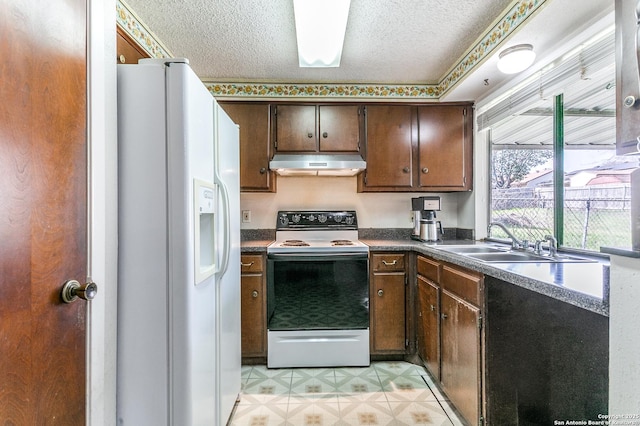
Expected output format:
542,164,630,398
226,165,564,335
276,211,358,230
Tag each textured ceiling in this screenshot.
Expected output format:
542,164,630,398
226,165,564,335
122,0,508,84
120,0,614,100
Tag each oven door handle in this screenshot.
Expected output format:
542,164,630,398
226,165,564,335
267,252,369,261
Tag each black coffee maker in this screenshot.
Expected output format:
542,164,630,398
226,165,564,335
411,196,442,242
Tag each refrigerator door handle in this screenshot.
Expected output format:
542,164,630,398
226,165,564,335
215,173,231,278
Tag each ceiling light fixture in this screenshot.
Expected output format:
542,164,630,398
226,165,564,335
497,44,536,74
293,0,351,67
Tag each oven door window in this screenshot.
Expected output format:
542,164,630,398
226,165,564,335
267,255,369,331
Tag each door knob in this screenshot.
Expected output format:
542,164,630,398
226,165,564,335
61,279,97,303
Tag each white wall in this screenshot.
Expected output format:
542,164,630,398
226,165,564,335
240,176,463,230
609,255,640,414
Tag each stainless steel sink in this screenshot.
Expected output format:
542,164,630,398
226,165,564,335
435,244,596,263
465,251,596,263
436,245,508,254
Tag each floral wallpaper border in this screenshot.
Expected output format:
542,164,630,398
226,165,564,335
116,0,546,100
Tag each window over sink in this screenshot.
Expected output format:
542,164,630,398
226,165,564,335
479,27,639,252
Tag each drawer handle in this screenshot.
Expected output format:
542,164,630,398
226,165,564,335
381,260,397,266
241,261,255,267
377,289,384,297
252,290,259,298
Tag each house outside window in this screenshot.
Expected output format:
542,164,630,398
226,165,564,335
479,28,639,252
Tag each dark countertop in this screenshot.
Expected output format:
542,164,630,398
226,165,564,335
240,240,272,253
240,235,609,316
362,239,609,317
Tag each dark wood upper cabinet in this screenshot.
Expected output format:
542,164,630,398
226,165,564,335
274,104,361,153
116,26,149,64
361,105,414,189
418,105,472,190
219,102,275,192
359,103,472,192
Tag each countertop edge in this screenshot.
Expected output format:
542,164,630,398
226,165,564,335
362,239,609,317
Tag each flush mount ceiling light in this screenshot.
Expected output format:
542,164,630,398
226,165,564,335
497,44,536,74
293,0,351,67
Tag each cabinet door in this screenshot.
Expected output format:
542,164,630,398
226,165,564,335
441,290,481,425
116,26,149,64
318,105,360,152
418,105,471,190
275,105,317,152
220,102,274,192
363,105,414,188
417,275,440,380
241,255,266,357
371,272,406,353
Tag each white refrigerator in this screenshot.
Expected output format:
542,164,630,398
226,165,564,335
116,58,241,426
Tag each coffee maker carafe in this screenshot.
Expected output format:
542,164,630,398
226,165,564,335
411,196,442,242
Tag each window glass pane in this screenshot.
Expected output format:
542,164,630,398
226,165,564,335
490,97,554,244
562,61,639,250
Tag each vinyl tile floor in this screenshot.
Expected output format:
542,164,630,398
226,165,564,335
228,361,465,426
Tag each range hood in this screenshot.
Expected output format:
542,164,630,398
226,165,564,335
269,154,366,176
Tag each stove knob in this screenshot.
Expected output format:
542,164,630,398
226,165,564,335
279,215,289,226
318,214,327,223
308,214,316,222
345,216,354,225
334,215,343,223
292,214,301,223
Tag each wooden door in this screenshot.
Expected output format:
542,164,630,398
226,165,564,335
417,276,440,379
318,105,360,152
363,105,414,188
440,290,481,425
220,102,274,192
0,0,88,423
418,105,471,190
275,104,317,152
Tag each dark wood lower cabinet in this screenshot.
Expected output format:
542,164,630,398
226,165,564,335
440,290,482,425
370,252,406,354
240,254,267,358
417,275,440,379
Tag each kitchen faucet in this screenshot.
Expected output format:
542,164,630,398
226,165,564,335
487,222,526,250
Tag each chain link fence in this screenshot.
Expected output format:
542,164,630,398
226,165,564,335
491,185,632,250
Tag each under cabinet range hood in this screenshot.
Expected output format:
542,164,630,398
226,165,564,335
269,154,366,176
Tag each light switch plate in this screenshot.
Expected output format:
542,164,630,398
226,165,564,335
242,210,251,223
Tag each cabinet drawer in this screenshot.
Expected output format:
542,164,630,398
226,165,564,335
240,255,263,273
440,263,482,306
371,253,405,272
417,255,440,283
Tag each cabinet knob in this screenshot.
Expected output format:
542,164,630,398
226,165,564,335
430,304,436,312
422,167,429,174
259,167,266,174
307,132,314,138
381,260,397,266
118,54,126,64
322,132,328,138
441,313,448,319
377,289,384,297
252,290,259,298
403,167,410,173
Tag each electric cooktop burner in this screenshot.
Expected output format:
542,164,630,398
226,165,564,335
331,239,354,246
281,240,310,247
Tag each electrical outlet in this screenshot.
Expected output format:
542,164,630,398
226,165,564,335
242,210,251,223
